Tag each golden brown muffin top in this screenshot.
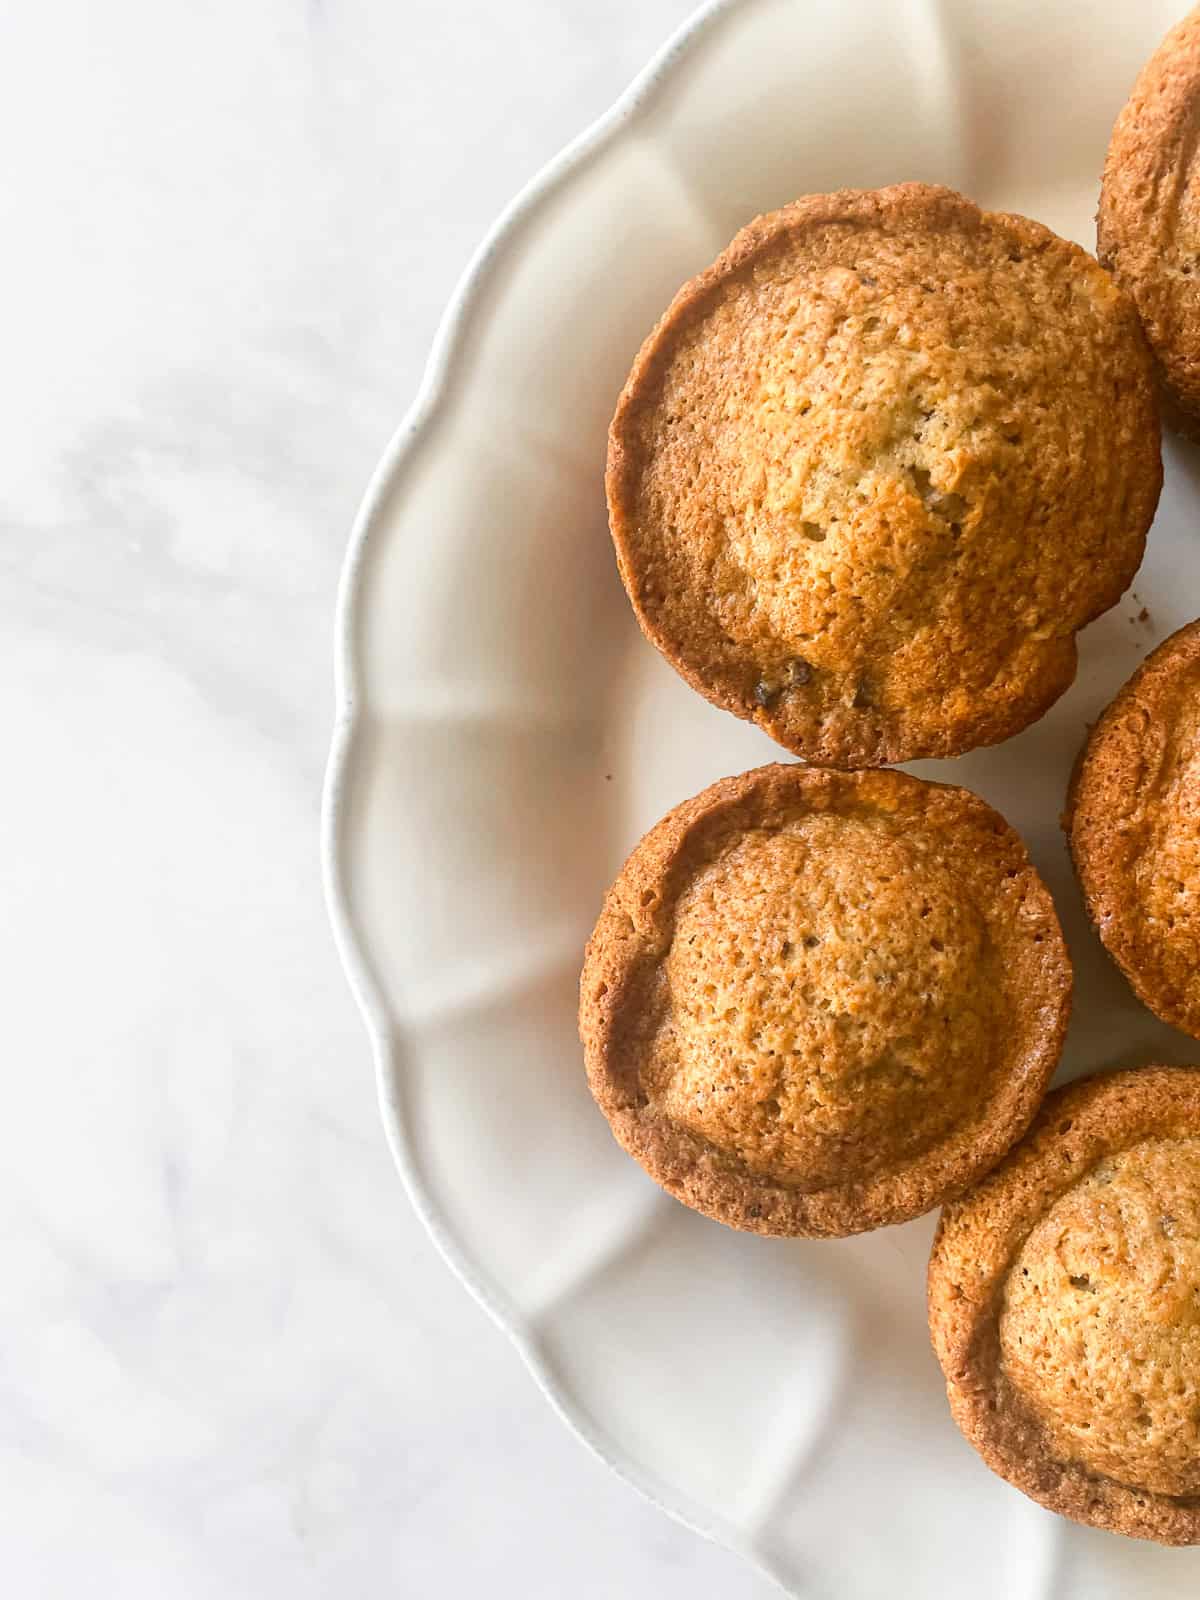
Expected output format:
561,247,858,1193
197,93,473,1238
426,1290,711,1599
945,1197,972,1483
608,183,1160,768
579,764,1071,1237
1002,1136,1200,1499
929,1067,1200,1544
1066,619,1200,1039
1099,7,1200,425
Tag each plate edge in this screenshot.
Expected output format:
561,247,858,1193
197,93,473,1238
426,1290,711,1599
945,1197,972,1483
318,0,794,1592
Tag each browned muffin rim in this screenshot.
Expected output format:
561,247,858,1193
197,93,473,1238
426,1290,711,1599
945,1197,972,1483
929,1066,1200,1545
1098,8,1200,423
580,763,1072,1238
1065,618,1200,1038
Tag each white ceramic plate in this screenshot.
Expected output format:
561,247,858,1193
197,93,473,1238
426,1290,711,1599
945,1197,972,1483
323,1,1200,1593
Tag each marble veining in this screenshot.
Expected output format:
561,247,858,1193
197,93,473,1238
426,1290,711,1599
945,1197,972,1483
2,3,765,1595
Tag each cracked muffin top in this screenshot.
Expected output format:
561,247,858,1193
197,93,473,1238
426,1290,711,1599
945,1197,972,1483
607,183,1160,767
1099,7,1200,429
1066,619,1200,1039
929,1066,1200,1545
579,763,1071,1237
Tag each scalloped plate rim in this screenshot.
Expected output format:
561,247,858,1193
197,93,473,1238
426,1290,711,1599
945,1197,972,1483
318,0,784,1588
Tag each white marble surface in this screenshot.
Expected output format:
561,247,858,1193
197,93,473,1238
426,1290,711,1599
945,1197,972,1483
1,2,771,1594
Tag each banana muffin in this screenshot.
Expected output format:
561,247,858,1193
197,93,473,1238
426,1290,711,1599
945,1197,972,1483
1066,619,1200,1039
579,763,1071,1236
1099,8,1200,430
929,1066,1200,1545
607,183,1160,768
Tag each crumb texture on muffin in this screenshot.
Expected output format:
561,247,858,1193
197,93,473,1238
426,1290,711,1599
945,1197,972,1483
661,817,993,1187
580,763,1071,1237
1100,8,1200,423
1067,618,1200,1038
929,1067,1200,1545
1000,1135,1200,1498
609,183,1160,767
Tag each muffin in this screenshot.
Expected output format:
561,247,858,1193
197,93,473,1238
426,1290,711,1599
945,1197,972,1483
1099,8,1200,430
1066,619,1200,1039
579,763,1071,1237
607,183,1160,768
929,1066,1200,1545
